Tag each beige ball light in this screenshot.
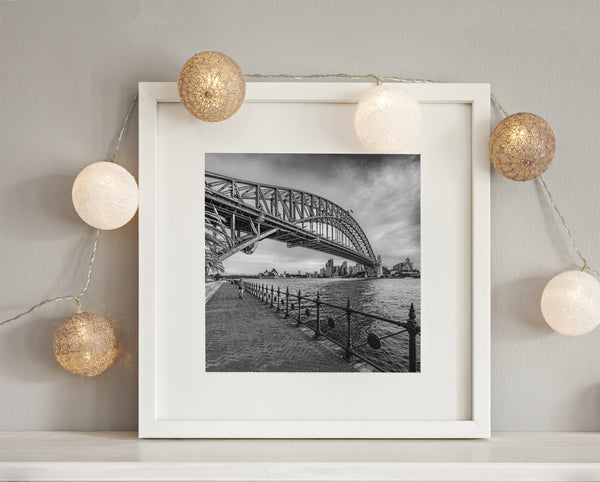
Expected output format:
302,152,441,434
53,311,119,377
178,51,246,122
72,161,139,230
489,112,556,181
354,84,422,153
541,270,600,336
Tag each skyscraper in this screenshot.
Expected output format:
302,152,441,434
325,259,334,277
376,255,383,277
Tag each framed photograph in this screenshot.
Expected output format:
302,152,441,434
138,81,490,438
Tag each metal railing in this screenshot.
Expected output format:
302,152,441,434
244,282,420,372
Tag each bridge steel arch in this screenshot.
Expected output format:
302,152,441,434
205,171,378,274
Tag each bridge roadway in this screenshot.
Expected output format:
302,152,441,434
205,282,355,372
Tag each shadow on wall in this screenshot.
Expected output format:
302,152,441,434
492,277,553,343
0,314,63,384
533,180,581,269
573,383,600,431
0,308,138,429
1,173,81,241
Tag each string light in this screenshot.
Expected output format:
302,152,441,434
541,271,600,336
354,84,421,153
54,311,119,376
216,67,600,336
1,93,138,375
72,161,139,230
2,67,598,361
178,51,246,122
490,113,556,181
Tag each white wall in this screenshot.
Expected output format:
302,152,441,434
0,0,598,431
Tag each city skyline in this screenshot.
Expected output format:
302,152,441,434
206,153,420,275
225,253,420,277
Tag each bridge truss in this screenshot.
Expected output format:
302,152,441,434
205,171,378,275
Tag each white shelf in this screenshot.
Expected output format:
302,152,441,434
0,431,599,481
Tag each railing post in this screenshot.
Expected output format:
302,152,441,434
285,287,289,318
344,296,353,361
270,285,274,308
407,303,418,372
313,291,321,339
297,289,301,325
276,287,280,312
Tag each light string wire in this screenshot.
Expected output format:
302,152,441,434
247,73,512,124
486,82,596,276
0,73,595,326
247,73,597,277
537,175,600,278
1,93,139,326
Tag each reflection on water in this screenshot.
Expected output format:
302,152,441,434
243,277,421,372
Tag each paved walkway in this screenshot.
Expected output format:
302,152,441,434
205,283,355,372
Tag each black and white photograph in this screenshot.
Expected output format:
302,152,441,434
205,153,421,373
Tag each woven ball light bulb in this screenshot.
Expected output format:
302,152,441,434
354,84,422,153
541,270,600,336
178,51,246,122
53,311,119,377
489,112,556,181
72,161,139,230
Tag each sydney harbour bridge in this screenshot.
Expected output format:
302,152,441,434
205,171,382,277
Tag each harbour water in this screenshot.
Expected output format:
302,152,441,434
242,277,421,372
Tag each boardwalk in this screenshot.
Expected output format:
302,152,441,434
205,283,356,372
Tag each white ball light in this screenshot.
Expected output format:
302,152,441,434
540,270,600,336
72,161,139,230
354,84,422,153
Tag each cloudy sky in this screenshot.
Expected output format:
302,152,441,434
206,153,420,275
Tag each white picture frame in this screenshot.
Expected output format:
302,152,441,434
138,81,490,438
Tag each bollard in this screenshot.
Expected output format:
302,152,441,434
344,297,353,361
270,285,274,308
407,303,418,372
314,291,321,339
276,287,280,312
285,287,289,318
